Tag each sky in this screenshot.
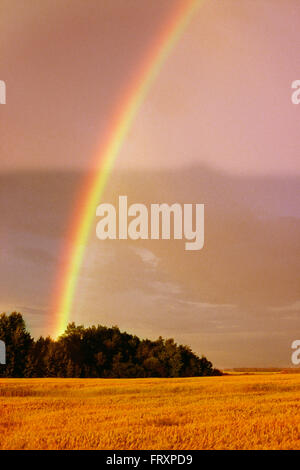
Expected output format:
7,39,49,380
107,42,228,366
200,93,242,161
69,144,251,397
0,0,300,368
1,0,300,174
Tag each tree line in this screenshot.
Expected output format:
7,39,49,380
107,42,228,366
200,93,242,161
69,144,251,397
0,312,221,378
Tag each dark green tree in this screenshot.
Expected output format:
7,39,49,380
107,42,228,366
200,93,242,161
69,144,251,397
0,312,33,377
0,313,221,378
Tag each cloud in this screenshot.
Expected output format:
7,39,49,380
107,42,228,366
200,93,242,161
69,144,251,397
268,301,300,313
131,247,159,269
177,299,237,310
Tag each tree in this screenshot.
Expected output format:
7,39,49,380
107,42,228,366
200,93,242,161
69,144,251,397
0,312,33,377
0,313,222,378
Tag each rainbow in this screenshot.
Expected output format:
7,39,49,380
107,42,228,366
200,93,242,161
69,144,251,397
51,0,201,338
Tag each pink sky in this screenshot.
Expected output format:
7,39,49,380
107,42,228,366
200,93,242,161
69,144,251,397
1,0,300,175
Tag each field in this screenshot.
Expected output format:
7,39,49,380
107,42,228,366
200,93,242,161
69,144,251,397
0,373,299,450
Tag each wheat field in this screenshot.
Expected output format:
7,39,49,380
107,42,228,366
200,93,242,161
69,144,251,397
0,373,299,450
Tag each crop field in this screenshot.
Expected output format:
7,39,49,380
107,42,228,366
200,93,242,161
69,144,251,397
0,373,299,450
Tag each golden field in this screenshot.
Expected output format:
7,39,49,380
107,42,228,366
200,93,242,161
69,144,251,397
0,373,299,450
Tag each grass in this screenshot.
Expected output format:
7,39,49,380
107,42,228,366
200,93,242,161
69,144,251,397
0,373,299,450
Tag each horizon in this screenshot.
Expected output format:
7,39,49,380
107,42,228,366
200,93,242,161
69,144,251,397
1,310,298,371
1,0,299,370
